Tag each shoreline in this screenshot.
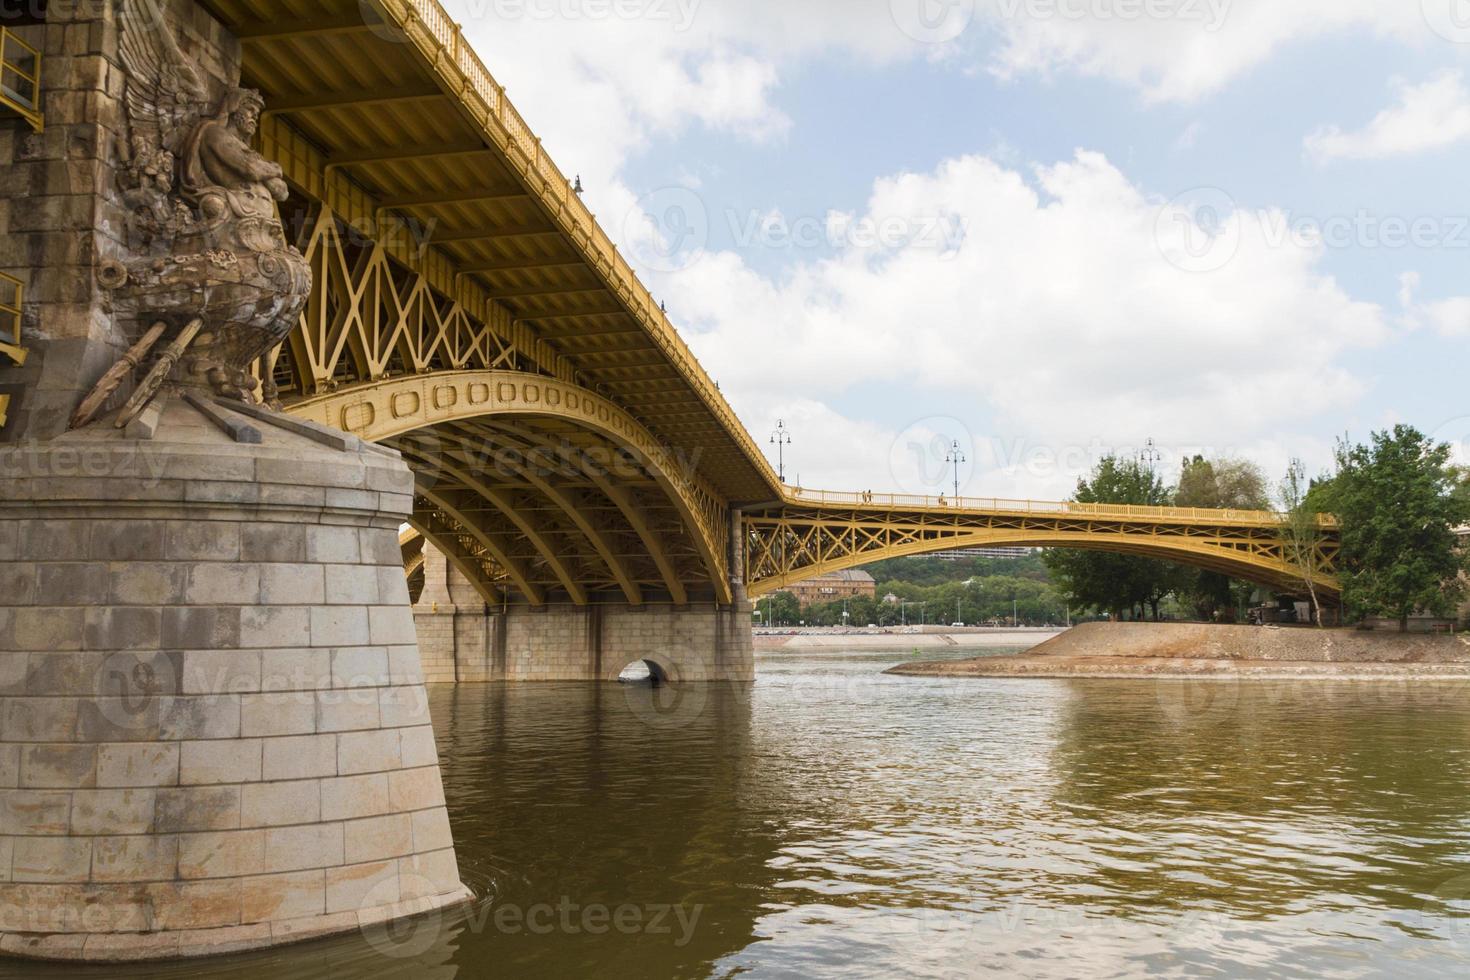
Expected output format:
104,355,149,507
756,628,1062,653
885,622,1470,679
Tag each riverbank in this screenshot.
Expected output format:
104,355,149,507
756,628,1062,652
886,622,1470,678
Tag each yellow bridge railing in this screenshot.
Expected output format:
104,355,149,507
0,271,25,430
779,486,1339,529
0,28,42,133
376,0,782,494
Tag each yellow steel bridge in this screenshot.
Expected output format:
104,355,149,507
177,0,1339,607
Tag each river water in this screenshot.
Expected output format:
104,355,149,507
13,647,1470,978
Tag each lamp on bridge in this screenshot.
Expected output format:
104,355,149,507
771,419,793,483
946,439,967,500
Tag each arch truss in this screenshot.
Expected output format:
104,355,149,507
743,498,1341,600
289,371,732,606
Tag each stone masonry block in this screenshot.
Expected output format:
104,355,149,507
263,823,343,875
69,788,155,836
241,780,321,829
336,729,400,777
323,565,379,606
154,786,240,834
343,813,412,865
177,830,265,881
90,834,178,883
306,527,359,565
241,870,326,924
324,860,397,915
262,734,337,782
319,773,390,822
260,564,326,606
179,739,261,786
185,564,262,606
310,607,368,648
97,743,179,788
239,691,316,739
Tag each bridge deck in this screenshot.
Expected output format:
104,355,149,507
203,0,780,503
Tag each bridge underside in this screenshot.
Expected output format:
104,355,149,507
744,503,1341,601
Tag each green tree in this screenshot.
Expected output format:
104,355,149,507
1329,426,1470,631
1280,457,1327,627
1175,455,1271,621
1176,455,1270,511
1044,454,1173,620
754,591,800,627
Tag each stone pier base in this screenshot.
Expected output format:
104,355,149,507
0,399,469,961
413,544,755,684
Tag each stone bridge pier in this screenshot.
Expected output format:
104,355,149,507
411,543,755,684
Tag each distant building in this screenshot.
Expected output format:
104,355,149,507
788,569,877,608
882,592,900,606
930,547,1033,561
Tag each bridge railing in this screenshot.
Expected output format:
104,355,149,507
380,0,783,494
780,487,1337,528
0,27,42,132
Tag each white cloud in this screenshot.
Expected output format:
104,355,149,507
435,0,1412,498
1398,271,1470,337
990,0,1432,104
1306,71,1470,163
643,151,1387,497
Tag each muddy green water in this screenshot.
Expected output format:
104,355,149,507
12,648,1470,978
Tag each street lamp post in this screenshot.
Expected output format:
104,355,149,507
945,439,967,501
770,420,793,483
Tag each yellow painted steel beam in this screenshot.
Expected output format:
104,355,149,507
262,83,444,116
399,445,590,605
415,486,547,605
0,28,43,133
485,421,691,606
408,512,511,606
742,507,1342,599
438,425,644,605
237,15,380,40
326,141,491,169
377,186,530,209
288,370,732,604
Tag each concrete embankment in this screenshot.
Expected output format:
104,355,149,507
886,622,1470,678
757,629,1061,652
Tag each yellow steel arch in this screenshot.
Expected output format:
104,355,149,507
744,499,1340,599
288,370,731,603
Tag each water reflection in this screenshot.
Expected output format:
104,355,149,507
5,652,1470,978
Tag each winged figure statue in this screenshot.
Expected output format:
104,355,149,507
76,0,311,427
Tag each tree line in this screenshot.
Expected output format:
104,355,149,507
1044,425,1469,631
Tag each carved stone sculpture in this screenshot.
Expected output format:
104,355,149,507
77,0,310,426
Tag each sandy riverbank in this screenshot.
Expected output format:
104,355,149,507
885,622,1470,678
756,628,1062,652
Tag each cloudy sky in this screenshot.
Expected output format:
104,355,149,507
444,0,1470,501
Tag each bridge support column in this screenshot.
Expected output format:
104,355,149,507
412,543,754,683
0,399,470,961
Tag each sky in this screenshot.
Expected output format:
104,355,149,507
443,0,1470,502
